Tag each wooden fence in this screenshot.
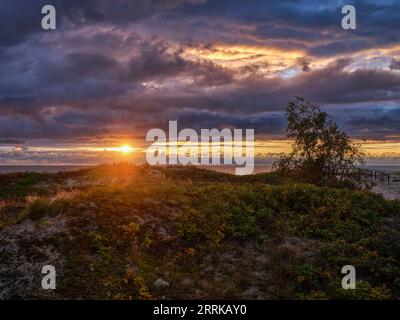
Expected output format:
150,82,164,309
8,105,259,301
333,168,392,184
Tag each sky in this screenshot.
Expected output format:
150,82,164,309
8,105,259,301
0,0,399,164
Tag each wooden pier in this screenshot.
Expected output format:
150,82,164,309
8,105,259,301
371,170,392,184
334,168,392,184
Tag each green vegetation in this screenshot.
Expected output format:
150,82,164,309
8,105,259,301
1,164,399,299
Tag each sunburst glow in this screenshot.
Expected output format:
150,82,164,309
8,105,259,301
119,145,134,154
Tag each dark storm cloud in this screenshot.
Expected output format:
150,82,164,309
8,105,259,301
390,59,400,71
287,60,400,104
178,0,400,56
0,0,399,144
0,112,115,140
3,0,399,54
134,59,400,115
122,38,233,84
297,57,311,72
344,107,400,140
0,0,204,46
58,53,119,79
60,0,204,24
0,31,235,121
0,138,25,145
0,0,45,46
1,48,399,140
174,109,286,135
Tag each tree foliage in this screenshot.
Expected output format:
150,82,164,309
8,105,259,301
274,97,366,188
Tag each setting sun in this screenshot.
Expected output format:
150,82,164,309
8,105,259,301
119,145,133,153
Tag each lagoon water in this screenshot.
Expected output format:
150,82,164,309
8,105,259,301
0,164,399,175
0,165,91,174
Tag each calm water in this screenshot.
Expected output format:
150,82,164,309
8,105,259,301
0,164,398,175
0,165,91,174
365,166,400,173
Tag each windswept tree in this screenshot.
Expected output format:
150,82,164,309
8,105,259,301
274,97,366,188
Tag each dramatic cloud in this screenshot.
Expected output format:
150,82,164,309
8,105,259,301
0,0,399,158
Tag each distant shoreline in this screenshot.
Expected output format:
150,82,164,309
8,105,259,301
0,164,93,174
0,163,399,175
